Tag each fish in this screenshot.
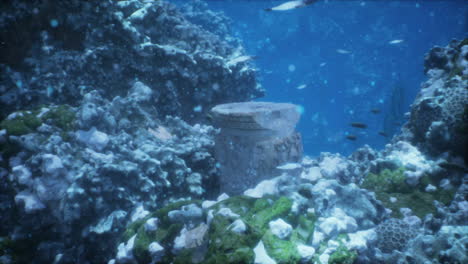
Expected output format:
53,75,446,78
378,131,388,137
265,0,317,11
336,49,351,54
346,135,357,141
226,55,256,68
389,39,404,45
350,122,368,129
319,62,327,67
370,108,381,114
296,84,307,90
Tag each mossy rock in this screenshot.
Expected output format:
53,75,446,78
290,214,316,244
42,105,76,131
122,200,201,263
121,196,309,264
362,168,456,218
374,189,454,219
209,195,258,215
133,227,157,263
262,230,300,264
0,111,42,136
328,244,357,264
205,196,293,264
361,168,410,193
248,196,293,232
0,105,76,137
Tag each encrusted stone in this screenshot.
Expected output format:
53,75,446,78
211,102,303,194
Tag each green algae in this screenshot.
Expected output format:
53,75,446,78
134,227,156,263
249,196,293,232
361,168,456,218
312,235,356,264
120,196,309,264
210,195,257,215
328,244,357,264
361,168,410,193
0,111,42,136
42,104,76,131
206,196,296,263
204,214,258,264
262,230,301,264
0,105,76,137
122,200,200,263
290,214,316,244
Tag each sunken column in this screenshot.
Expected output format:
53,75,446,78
211,102,303,195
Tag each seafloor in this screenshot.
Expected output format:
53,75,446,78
0,1,467,264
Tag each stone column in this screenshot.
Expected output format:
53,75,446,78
211,102,303,195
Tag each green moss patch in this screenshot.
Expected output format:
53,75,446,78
120,196,318,264
290,214,316,244
361,168,456,218
262,231,300,264
0,105,76,137
248,196,293,232
0,111,42,136
328,244,357,264
210,195,257,215
361,168,410,193
205,213,259,264
42,105,76,131
122,200,200,263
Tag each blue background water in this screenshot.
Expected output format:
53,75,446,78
180,0,468,157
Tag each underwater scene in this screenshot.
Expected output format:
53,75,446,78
0,0,467,263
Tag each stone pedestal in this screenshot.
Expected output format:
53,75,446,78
211,102,303,195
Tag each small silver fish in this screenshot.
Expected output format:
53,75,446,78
336,49,351,54
296,84,307,90
265,0,317,11
226,55,256,67
389,39,404,44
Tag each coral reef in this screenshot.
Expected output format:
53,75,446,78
110,166,387,264
0,83,222,262
0,0,263,123
0,0,265,262
375,218,418,253
0,1,466,263
403,39,468,159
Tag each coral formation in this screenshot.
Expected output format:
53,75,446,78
0,91,220,262
0,1,466,263
361,166,455,219
375,218,418,253
404,39,468,158
0,0,263,123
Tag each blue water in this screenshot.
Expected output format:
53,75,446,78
179,0,468,157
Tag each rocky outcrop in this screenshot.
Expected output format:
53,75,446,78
402,39,468,160
0,0,264,123
0,87,220,263
211,102,303,194
0,0,265,262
